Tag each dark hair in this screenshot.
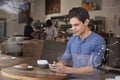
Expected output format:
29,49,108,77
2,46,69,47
46,19,52,27
68,7,89,23
26,17,33,24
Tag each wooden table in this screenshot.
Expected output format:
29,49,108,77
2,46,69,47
0,72,17,80
0,54,23,68
1,67,67,80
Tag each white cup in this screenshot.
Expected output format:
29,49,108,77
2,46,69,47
37,60,49,69
115,75,120,80
105,78,115,80
37,60,48,65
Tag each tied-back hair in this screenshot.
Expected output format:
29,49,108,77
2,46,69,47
68,7,89,23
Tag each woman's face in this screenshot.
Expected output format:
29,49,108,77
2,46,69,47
70,17,87,36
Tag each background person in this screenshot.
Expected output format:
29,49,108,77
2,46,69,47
45,19,56,41
49,7,106,80
24,17,39,39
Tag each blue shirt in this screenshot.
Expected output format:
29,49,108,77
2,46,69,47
61,32,106,80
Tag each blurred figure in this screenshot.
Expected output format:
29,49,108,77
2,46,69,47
24,17,39,39
45,19,56,41
53,22,59,40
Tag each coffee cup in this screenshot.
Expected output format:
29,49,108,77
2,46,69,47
37,60,48,69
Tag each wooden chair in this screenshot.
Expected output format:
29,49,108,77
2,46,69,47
40,41,67,63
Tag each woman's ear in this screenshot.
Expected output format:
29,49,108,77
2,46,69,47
84,19,90,26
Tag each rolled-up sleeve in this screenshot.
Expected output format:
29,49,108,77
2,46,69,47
88,38,106,68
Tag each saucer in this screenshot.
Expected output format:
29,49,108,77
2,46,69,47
1,56,16,60
13,65,33,70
